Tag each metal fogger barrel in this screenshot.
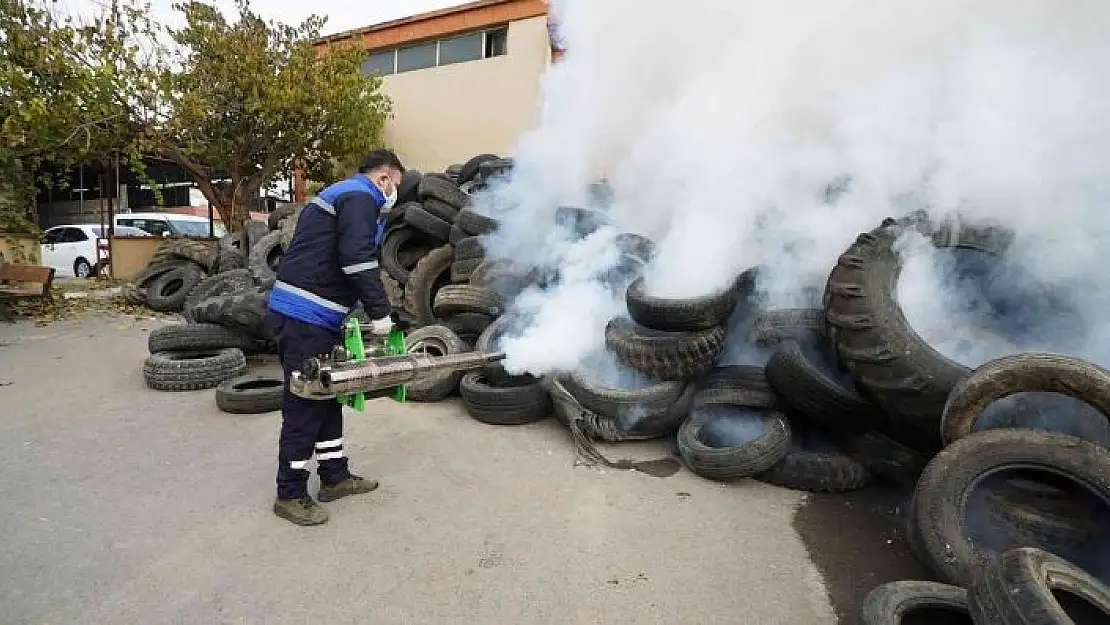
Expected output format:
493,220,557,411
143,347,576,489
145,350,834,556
290,350,506,399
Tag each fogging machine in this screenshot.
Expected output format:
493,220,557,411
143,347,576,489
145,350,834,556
289,317,505,409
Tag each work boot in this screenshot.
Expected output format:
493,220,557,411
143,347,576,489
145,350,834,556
318,474,379,502
273,496,329,526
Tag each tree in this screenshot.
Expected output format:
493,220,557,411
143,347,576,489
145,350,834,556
0,0,147,233
148,0,392,230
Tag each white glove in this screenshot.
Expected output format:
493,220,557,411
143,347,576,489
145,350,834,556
368,315,394,335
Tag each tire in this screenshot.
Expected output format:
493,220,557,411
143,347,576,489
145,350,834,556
625,276,741,332
454,236,485,261
970,547,1110,625
765,339,883,433
985,483,1099,550
214,247,246,273
145,263,205,312
403,204,451,241
218,232,241,253
417,175,470,209
476,157,514,180
432,284,503,318
467,260,533,297
133,259,189,288
182,269,255,321
189,288,271,339
381,273,406,310
748,308,825,347
824,217,1012,452
755,422,872,492
267,203,300,231
940,353,1110,446
158,238,217,271
455,207,499,236
240,220,269,253
121,281,146,304
423,198,459,223
614,233,657,263
215,374,284,414
443,312,495,347
561,370,692,441
475,312,524,354
458,153,499,184
460,371,552,425
911,429,1110,587
148,323,249,353
555,206,610,239
861,581,971,625
74,257,94,279
381,227,436,284
248,231,284,287
839,430,927,489
475,312,533,378
692,365,778,408
404,325,469,402
142,348,247,392
677,404,792,481
397,169,422,204
451,258,482,283
449,224,468,245
278,206,303,251
604,317,726,381
403,244,454,325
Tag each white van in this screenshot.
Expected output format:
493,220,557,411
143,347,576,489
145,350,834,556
114,212,227,238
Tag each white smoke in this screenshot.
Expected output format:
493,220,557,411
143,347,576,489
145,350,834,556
474,0,1110,376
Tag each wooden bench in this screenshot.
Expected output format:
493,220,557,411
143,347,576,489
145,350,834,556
0,263,55,322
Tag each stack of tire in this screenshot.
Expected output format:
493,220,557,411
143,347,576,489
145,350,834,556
136,213,299,414
379,154,515,361
121,237,218,313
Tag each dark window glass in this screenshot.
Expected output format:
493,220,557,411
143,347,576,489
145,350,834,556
485,27,508,58
396,42,437,73
64,228,88,242
41,228,65,244
438,32,483,65
361,51,395,76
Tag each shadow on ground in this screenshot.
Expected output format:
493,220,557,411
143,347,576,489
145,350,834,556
793,486,938,624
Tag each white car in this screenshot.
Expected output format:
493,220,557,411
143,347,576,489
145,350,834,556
115,212,227,238
39,224,150,279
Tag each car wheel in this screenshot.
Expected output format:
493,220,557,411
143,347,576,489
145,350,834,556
74,257,93,279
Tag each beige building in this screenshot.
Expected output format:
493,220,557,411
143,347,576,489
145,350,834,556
314,0,557,174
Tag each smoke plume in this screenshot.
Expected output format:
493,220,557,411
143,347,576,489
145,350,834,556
472,0,1110,377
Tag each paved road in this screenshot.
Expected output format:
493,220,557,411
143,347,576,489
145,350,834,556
0,313,922,624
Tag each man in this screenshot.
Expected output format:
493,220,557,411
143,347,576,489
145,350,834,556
265,150,404,526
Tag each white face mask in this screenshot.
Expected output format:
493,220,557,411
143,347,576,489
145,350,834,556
383,186,398,211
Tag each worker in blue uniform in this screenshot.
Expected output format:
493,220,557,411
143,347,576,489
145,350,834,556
265,150,404,526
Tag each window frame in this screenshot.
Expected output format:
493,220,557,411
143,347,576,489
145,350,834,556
438,31,484,66
360,25,510,76
395,40,439,73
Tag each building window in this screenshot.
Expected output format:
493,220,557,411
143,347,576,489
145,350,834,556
439,32,484,66
484,27,508,58
361,25,510,76
396,41,437,73
361,50,395,76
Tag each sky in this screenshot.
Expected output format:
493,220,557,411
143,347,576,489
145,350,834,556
54,0,469,37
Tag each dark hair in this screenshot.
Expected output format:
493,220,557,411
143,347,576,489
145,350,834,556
358,149,405,174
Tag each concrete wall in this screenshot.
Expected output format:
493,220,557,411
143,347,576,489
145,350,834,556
380,15,550,172
109,237,216,281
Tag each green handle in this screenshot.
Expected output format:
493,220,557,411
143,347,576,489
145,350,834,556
337,318,367,412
